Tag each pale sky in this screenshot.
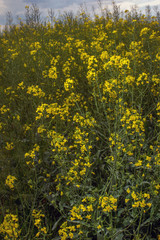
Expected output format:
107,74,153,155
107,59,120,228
0,0,160,27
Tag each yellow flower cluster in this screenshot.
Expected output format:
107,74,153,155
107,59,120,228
0,7,160,239
5,175,17,190
35,101,69,121
47,129,67,152
64,77,75,91
121,108,145,135
73,112,96,128
48,66,58,79
32,209,47,238
70,202,94,221
154,144,160,166
99,194,117,213
5,142,14,150
103,80,117,100
120,108,146,156
87,55,98,83
24,144,40,166
136,72,149,86
151,75,160,96
0,213,21,239
0,105,10,114
140,27,150,37
29,41,41,56
59,197,96,239
8,48,19,60
126,189,152,209
156,102,160,123
27,85,45,98
59,221,78,240
104,55,130,71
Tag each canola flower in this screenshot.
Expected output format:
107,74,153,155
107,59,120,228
5,142,14,151
0,213,21,239
5,175,17,190
99,194,117,212
32,209,47,238
0,5,160,240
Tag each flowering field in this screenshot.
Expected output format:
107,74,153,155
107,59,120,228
0,4,160,240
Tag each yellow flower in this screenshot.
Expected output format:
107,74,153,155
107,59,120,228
147,203,152,208
140,199,146,208
5,142,14,150
146,163,151,168
126,188,130,193
0,213,21,239
135,160,142,167
140,27,150,36
87,205,93,212
86,214,91,220
64,78,74,91
132,201,140,208
97,225,102,229
131,191,138,200
5,175,17,190
48,66,58,79
69,232,74,239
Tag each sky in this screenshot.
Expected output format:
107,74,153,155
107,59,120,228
0,0,160,29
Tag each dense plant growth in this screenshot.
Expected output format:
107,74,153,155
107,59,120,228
0,3,160,239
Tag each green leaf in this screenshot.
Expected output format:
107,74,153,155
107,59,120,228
115,233,124,240
97,232,104,240
52,216,63,231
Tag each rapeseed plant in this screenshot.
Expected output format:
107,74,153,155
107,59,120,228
0,2,160,239
0,213,21,239
5,175,17,190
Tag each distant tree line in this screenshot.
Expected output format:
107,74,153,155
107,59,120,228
3,1,160,32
